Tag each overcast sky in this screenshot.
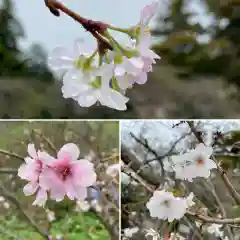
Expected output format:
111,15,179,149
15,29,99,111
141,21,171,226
121,120,240,153
10,0,213,54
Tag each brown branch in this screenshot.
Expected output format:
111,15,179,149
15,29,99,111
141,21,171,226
44,0,112,50
186,211,240,224
0,149,25,162
0,185,48,239
123,160,240,226
0,168,17,174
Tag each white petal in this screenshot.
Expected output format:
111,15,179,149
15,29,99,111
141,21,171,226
116,75,134,90
28,144,37,159
62,69,89,98
140,1,159,27
135,72,148,85
48,46,75,75
123,57,144,75
58,143,80,161
98,88,128,111
115,65,126,77
76,91,98,107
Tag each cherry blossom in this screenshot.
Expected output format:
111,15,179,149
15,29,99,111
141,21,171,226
146,190,189,222
39,143,97,201
49,39,129,110
165,143,217,181
45,1,161,110
18,144,52,207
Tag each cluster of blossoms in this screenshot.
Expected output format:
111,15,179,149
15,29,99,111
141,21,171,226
18,143,96,207
48,1,160,111
146,143,217,222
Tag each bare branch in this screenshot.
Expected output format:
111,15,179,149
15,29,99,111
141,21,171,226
0,185,48,239
0,168,17,174
0,149,25,162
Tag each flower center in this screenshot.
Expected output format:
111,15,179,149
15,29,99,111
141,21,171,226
163,200,170,207
196,158,204,167
61,167,70,180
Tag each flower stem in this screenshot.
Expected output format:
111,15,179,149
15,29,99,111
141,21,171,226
44,0,112,50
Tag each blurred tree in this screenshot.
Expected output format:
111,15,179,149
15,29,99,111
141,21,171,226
25,43,55,82
0,0,27,76
152,0,240,89
152,0,205,68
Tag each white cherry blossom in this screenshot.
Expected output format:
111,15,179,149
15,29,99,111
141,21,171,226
166,143,217,181
146,190,188,222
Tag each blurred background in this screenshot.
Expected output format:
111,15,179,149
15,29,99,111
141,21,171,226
0,121,119,240
0,0,240,118
121,120,240,239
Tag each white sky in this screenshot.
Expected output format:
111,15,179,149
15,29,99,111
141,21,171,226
9,0,213,54
121,120,240,154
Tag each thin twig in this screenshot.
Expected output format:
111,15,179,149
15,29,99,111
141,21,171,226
0,185,48,239
0,149,25,162
0,168,17,174
44,0,112,50
123,160,240,226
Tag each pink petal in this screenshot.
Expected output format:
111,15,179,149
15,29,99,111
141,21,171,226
74,186,87,200
28,144,37,159
18,162,39,182
64,177,77,200
38,151,56,165
32,188,47,207
140,1,159,27
57,143,80,161
39,168,65,202
71,160,97,187
39,168,63,191
23,182,38,196
64,177,87,200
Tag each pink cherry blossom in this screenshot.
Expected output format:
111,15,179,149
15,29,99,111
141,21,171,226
18,144,51,207
39,143,97,201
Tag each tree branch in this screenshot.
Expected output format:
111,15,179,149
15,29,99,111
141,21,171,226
0,168,17,174
0,149,25,162
0,185,48,239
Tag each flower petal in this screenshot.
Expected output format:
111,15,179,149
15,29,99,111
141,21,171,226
140,1,159,27
71,160,97,187
47,46,75,76
39,168,65,202
28,144,37,159
135,72,148,85
64,177,77,200
75,91,98,107
23,182,38,196
58,143,80,161
75,186,87,200
32,188,48,207
38,151,56,165
98,88,129,111
18,162,39,182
